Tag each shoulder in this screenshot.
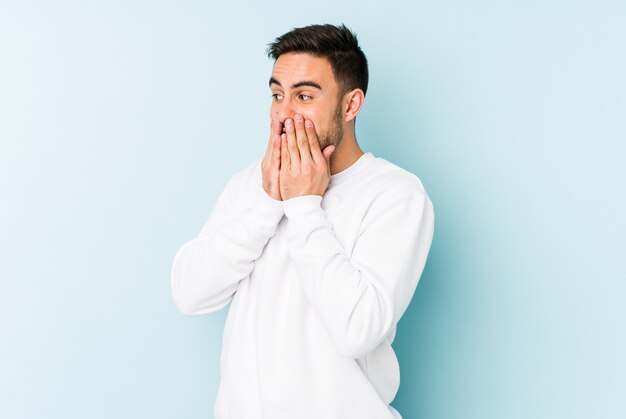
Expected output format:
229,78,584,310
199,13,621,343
364,154,431,201
225,158,262,189
231,158,261,182
358,155,435,227
216,158,262,207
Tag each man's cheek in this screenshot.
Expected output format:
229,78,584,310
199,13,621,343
304,116,319,133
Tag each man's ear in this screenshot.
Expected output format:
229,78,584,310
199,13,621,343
342,88,365,123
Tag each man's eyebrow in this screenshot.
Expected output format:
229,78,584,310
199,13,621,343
292,80,322,90
269,77,281,87
269,77,322,90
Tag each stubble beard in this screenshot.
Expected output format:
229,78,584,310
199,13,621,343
318,103,344,151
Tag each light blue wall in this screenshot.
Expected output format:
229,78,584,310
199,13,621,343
1,1,624,418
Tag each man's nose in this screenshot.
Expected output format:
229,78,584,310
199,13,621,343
274,98,296,123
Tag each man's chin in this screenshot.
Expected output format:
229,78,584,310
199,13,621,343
319,138,338,151
319,131,343,151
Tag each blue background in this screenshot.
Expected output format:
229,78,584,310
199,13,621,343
1,1,624,418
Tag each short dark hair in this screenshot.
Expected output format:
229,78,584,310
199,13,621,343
266,23,369,97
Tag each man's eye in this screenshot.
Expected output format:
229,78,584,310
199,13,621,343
299,94,312,102
271,94,283,101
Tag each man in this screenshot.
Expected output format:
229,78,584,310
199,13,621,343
171,23,435,419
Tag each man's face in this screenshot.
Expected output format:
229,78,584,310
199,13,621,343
269,52,344,150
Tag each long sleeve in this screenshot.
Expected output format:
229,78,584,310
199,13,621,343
282,186,434,359
171,172,284,315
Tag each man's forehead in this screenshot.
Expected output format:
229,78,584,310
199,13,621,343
270,53,334,87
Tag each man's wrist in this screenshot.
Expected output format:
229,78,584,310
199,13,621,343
282,195,324,220
247,184,284,229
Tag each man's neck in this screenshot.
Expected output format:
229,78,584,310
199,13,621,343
329,133,365,175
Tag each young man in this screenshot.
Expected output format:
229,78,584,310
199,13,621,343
171,24,435,419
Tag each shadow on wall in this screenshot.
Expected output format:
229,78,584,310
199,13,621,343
359,71,478,417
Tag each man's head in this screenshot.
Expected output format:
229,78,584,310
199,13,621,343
267,24,368,150
267,24,368,98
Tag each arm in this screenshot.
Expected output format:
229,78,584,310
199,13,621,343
171,173,284,315
282,187,435,359
171,119,284,315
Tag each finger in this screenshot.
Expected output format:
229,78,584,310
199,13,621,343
272,132,282,167
270,119,282,165
294,114,312,164
266,119,276,156
284,118,301,169
305,119,324,165
322,144,336,174
280,132,291,171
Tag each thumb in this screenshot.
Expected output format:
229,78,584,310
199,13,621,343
322,145,335,176
322,145,335,163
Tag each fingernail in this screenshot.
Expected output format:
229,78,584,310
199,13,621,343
305,120,313,127
285,119,293,127
295,114,303,122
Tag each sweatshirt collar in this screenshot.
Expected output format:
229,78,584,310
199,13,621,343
329,152,374,187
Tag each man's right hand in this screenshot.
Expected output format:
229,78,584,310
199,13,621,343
261,119,283,201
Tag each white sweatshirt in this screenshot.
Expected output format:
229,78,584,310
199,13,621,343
171,151,435,419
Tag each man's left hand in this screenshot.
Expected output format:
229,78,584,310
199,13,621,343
279,114,336,200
